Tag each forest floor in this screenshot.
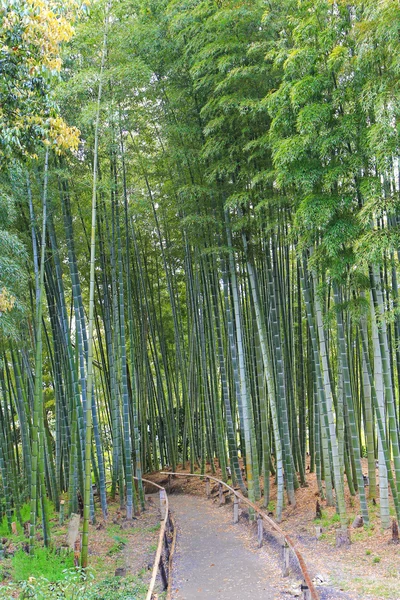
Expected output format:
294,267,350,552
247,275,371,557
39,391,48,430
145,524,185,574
149,460,400,600
0,492,161,599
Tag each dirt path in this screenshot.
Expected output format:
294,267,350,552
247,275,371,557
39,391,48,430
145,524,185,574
169,493,289,600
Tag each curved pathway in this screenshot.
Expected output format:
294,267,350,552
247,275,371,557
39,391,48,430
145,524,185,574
169,493,284,600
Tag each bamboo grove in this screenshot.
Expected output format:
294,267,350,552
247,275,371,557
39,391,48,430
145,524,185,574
0,0,399,560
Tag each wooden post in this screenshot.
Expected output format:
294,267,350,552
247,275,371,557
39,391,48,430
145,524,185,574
11,522,17,536
233,495,239,524
205,477,210,499
59,500,65,525
218,482,225,505
168,474,172,493
159,489,167,519
282,541,290,577
315,525,323,539
74,536,81,567
392,519,399,543
301,581,311,600
257,514,263,548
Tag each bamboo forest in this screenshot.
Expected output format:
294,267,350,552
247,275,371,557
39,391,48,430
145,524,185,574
0,0,400,598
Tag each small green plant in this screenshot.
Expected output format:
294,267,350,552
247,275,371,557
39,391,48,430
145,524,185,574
331,513,340,523
373,556,381,564
268,500,275,512
148,523,160,533
107,535,127,556
366,549,371,555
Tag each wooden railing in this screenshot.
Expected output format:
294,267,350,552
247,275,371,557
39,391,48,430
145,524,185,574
134,477,176,600
161,471,319,600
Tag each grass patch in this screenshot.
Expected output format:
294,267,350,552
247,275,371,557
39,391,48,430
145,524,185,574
106,523,124,536
373,556,381,564
315,511,341,529
107,536,127,556
12,547,74,582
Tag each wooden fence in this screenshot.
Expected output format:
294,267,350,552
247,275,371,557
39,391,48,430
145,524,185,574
135,477,176,600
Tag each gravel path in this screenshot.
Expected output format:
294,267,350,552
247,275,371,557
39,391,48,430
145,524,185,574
169,493,287,600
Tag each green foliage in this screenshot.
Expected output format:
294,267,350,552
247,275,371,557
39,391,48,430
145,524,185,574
0,0,79,160
0,570,147,600
12,548,74,582
0,502,48,538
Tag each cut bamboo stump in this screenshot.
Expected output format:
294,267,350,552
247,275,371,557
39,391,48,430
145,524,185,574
352,515,363,529
233,495,239,524
67,513,80,550
282,541,290,577
315,526,323,539
335,528,351,548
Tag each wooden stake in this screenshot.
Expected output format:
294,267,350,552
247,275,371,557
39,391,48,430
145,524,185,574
302,581,311,600
11,522,17,536
233,495,239,524
218,483,225,506
59,500,65,525
392,519,399,543
74,536,81,567
257,514,263,548
159,489,167,519
205,477,210,499
282,541,290,577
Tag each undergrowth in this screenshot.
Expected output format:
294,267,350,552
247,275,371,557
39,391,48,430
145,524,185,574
0,569,148,600
12,547,74,582
0,501,55,538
